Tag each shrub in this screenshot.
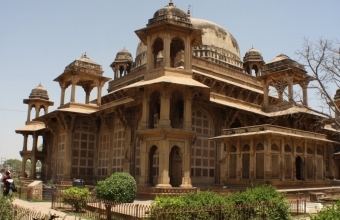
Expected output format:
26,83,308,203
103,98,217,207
0,194,14,220
62,187,90,212
309,200,340,220
150,185,291,220
95,172,137,203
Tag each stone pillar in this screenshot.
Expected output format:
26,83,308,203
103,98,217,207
31,157,36,180
70,75,79,103
180,139,192,188
97,81,104,106
22,157,26,178
35,105,40,119
288,79,294,102
262,80,269,109
146,36,153,71
184,35,191,70
138,140,148,186
141,88,149,129
123,127,132,173
33,133,38,152
249,138,254,181
59,82,66,106
236,138,241,180
156,140,171,188
302,84,308,106
63,130,73,181
27,104,31,122
280,138,285,181
23,134,28,151
264,137,271,181
183,89,192,130
164,33,171,68
158,88,171,128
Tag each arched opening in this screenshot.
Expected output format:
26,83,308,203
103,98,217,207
37,136,43,152
170,36,185,68
29,105,37,121
148,146,159,186
119,65,124,77
169,146,182,187
149,91,161,128
170,90,184,129
25,159,32,179
36,159,42,179
230,117,242,129
242,145,250,179
251,64,259,77
152,38,164,69
295,156,303,180
306,147,313,180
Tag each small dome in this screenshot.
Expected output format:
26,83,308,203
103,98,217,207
334,89,340,100
148,2,191,27
64,54,103,75
267,54,290,64
115,48,133,62
29,84,49,100
243,47,264,62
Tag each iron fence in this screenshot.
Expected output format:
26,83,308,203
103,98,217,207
13,205,64,220
51,190,307,220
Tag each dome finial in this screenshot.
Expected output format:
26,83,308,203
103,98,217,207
187,5,191,17
169,0,174,6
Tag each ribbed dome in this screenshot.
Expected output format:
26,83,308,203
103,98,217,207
191,18,240,60
115,48,133,62
243,47,264,62
29,84,49,100
148,2,192,27
64,54,103,76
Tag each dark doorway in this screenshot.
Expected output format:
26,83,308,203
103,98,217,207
295,156,303,180
148,146,159,186
169,146,182,187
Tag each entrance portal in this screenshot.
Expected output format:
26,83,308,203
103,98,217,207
295,156,303,180
169,146,182,187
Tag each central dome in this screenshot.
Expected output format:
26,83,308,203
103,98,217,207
191,18,240,60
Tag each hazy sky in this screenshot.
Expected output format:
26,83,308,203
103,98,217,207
0,1,339,160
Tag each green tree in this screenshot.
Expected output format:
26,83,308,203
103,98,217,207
95,172,137,220
310,200,340,220
0,195,14,220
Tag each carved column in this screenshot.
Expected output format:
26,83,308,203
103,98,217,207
249,138,254,181
33,133,38,152
264,137,271,181
123,127,132,173
35,104,40,119
164,33,171,68
141,88,149,129
59,82,67,106
158,86,171,128
288,78,294,102
301,83,308,106
70,75,79,102
156,139,171,188
23,134,28,151
97,80,105,106
236,138,241,180
27,104,31,122
184,88,192,130
138,139,148,186
180,139,192,188
184,35,191,70
146,36,153,71
262,79,269,109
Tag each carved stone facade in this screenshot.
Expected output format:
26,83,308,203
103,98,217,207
16,2,340,189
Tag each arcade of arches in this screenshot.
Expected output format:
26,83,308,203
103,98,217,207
16,2,340,189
